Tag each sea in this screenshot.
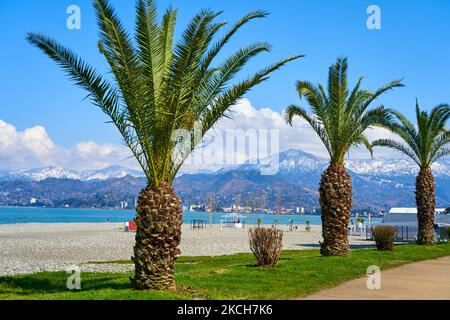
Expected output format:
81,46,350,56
0,207,382,226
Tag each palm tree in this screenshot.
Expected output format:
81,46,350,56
372,102,450,245
285,57,403,256
27,0,302,290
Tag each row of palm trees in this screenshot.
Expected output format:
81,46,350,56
286,58,450,255
28,0,449,290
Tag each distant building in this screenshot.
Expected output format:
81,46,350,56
384,207,448,225
379,207,450,241
30,198,37,204
189,204,206,212
120,201,128,209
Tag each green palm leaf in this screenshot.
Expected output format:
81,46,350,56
286,57,402,164
373,102,450,168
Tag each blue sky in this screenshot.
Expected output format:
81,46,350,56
0,0,449,169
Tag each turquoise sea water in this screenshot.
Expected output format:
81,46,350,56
0,207,381,226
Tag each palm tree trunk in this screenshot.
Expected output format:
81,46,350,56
416,168,435,245
131,182,183,290
319,164,352,256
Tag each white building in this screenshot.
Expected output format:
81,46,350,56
384,207,448,225
295,207,305,214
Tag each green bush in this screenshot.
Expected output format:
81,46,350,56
372,225,397,251
446,227,450,240
257,218,263,227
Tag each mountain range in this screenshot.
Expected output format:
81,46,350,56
0,149,448,211
0,165,145,182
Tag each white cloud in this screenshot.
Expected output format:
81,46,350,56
0,119,136,171
215,99,326,157
215,99,402,159
183,99,401,172
0,99,402,172
69,141,136,171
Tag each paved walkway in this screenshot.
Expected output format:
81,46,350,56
302,256,450,300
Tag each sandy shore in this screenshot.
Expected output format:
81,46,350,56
0,223,374,276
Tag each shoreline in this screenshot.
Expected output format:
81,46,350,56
0,221,317,226
0,206,135,211
0,207,381,226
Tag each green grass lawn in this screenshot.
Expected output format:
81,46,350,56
2,243,450,300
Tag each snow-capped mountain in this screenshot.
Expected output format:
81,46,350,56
174,149,450,210
346,158,449,177
277,149,326,172
0,166,145,182
0,149,448,210
12,167,81,181
0,149,448,182
219,149,449,177
81,165,144,181
217,149,327,174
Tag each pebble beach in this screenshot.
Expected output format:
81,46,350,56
0,223,374,276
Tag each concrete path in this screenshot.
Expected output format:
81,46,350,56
302,256,450,300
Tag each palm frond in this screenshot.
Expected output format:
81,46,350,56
201,55,303,135
26,32,149,179
352,134,373,158
296,81,327,122
430,130,450,163
199,10,269,75
372,139,421,165
286,57,403,164
431,147,450,163
29,2,301,186
159,7,177,81
135,0,161,105
285,105,332,155
375,103,450,168
196,42,272,112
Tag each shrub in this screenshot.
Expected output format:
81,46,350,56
249,227,283,267
372,225,397,251
257,218,263,227
446,227,450,240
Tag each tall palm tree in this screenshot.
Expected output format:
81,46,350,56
285,57,403,256
373,102,450,245
27,0,302,290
